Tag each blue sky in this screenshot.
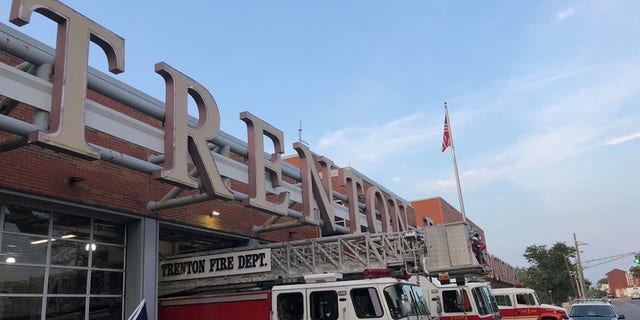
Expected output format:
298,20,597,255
2,1,638,284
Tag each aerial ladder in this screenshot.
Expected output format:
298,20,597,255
159,221,488,297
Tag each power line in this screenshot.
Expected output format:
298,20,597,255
582,252,638,269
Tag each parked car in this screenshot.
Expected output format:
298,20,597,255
568,300,624,319
631,289,640,300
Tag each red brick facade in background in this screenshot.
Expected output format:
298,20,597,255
412,197,486,245
606,269,631,297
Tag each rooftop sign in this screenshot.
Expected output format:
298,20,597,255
1,0,412,234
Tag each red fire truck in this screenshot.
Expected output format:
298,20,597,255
416,277,502,320
159,270,431,319
158,231,432,320
491,287,567,320
157,222,497,320
415,222,502,320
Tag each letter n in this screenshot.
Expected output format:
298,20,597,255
294,142,335,230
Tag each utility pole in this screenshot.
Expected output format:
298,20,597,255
573,233,588,298
564,255,579,299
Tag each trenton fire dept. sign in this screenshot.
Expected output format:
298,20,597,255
1,0,412,235
160,249,271,282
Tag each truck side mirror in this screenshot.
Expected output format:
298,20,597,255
456,291,465,311
399,294,413,316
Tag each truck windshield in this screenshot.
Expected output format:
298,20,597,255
472,286,500,316
383,283,430,319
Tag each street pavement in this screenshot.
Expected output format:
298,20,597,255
610,297,640,319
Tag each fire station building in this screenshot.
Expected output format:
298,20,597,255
0,2,517,319
0,2,422,319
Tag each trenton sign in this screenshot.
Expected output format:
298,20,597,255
1,0,411,234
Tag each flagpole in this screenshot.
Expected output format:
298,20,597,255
444,102,467,223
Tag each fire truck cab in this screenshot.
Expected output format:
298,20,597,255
491,287,567,320
159,270,431,320
413,275,501,320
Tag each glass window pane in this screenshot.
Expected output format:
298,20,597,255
48,268,88,294
91,270,123,294
47,297,85,320
53,213,90,240
89,297,122,320
93,220,125,245
276,292,303,320
0,264,45,293
351,287,384,318
2,233,48,264
50,240,89,266
4,205,49,235
0,296,42,319
92,244,124,269
310,290,339,320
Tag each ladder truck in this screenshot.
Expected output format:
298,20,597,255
157,221,500,320
158,231,432,320
412,222,502,320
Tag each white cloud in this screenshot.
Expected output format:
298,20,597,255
315,113,434,167
556,7,576,20
418,60,640,195
605,132,640,145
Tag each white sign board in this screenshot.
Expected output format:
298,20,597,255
159,248,271,282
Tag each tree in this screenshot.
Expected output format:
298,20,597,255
631,266,640,286
519,242,576,304
631,266,640,280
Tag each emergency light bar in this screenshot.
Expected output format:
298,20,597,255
363,269,411,280
304,273,343,283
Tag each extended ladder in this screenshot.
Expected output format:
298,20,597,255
160,231,425,296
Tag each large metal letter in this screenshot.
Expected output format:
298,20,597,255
240,112,289,215
338,168,364,234
154,62,233,199
365,186,390,233
10,0,124,159
294,142,335,230
386,197,408,232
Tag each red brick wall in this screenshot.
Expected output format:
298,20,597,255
0,51,318,243
607,269,629,297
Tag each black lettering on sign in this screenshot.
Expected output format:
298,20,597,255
238,252,267,269
209,256,235,272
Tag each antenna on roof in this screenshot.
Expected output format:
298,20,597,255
298,120,309,146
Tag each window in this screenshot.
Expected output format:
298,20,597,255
472,287,491,315
277,292,304,320
351,287,383,318
383,284,430,318
516,293,535,306
442,290,461,313
310,290,339,320
570,304,616,318
494,294,512,307
410,285,430,316
0,204,126,320
441,289,471,313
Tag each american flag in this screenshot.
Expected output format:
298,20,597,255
441,114,451,152
127,299,148,320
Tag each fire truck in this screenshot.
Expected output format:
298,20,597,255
158,231,432,319
157,222,499,320
491,287,567,320
413,223,502,320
